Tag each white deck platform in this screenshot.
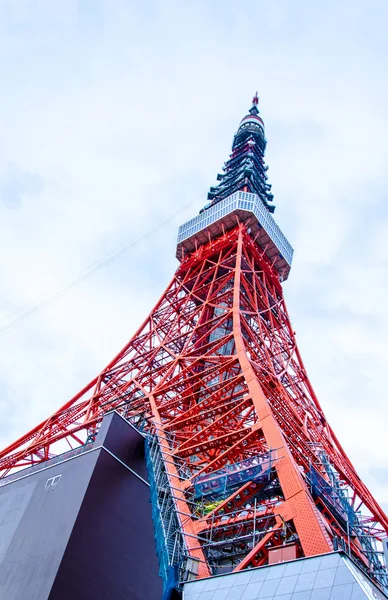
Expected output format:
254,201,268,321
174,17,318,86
176,191,293,281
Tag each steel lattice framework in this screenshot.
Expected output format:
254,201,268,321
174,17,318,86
1,95,387,590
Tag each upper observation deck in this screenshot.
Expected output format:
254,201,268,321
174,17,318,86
176,191,293,281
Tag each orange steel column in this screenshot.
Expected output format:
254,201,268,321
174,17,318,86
148,394,211,578
232,228,332,560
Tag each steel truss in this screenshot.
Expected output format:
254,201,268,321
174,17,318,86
0,224,387,586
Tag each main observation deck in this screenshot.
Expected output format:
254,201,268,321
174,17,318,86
176,191,294,281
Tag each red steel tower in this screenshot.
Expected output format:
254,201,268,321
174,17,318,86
1,94,387,592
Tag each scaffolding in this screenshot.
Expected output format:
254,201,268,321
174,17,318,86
145,432,190,599
193,451,274,501
307,447,388,590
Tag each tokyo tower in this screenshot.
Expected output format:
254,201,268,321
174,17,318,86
0,93,387,597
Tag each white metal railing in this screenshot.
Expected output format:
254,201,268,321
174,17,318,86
177,191,293,267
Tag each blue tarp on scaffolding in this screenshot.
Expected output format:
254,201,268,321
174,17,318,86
193,452,274,500
307,464,355,526
145,438,177,600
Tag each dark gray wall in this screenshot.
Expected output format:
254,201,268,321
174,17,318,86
0,412,163,600
50,413,162,600
0,447,98,600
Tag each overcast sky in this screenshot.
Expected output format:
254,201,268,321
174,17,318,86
0,0,388,514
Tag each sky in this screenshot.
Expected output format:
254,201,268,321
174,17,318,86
0,0,388,516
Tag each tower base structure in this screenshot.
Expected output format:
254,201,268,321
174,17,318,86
0,412,162,600
0,95,387,594
183,552,388,600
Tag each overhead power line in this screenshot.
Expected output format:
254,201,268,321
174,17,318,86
0,197,201,337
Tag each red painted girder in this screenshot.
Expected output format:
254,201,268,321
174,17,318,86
233,517,284,570
175,427,251,460
176,398,254,452
165,393,249,431
196,505,276,534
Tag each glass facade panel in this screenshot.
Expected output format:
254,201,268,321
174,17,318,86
183,552,387,600
310,589,332,600
275,575,298,595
